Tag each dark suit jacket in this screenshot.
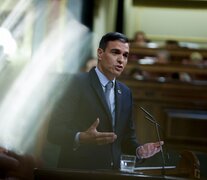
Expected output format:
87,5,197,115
47,67,139,170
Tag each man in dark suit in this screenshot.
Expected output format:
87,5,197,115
47,32,163,170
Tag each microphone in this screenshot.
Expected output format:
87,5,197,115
139,106,166,176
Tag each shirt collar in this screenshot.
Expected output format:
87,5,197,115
95,67,115,87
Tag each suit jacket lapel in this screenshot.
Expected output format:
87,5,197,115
115,81,122,129
89,68,113,120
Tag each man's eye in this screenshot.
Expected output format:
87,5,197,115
123,54,128,58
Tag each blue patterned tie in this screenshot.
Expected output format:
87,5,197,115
105,81,113,111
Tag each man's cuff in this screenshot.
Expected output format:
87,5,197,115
73,132,80,151
136,146,143,160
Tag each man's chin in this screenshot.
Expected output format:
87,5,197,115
114,72,122,78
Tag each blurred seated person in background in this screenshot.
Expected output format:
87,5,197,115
128,68,145,81
133,31,150,47
155,50,171,64
138,50,171,81
129,50,171,81
180,52,207,81
165,40,180,49
182,52,204,66
85,57,97,72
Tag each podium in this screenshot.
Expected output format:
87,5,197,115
134,150,200,179
34,151,200,180
34,168,188,180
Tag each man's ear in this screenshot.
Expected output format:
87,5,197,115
97,48,103,60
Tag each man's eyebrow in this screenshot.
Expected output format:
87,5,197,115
111,48,126,53
111,48,120,51
110,48,129,54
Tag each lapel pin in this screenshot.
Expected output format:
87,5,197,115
118,90,122,94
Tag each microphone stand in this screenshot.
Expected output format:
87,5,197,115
139,106,166,176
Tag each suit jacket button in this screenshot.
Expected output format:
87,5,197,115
111,162,113,166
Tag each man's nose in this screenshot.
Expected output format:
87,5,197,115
117,55,124,62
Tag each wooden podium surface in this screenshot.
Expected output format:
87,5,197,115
34,151,200,180
33,168,191,180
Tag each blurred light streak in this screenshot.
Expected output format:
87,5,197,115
0,27,17,56
0,0,31,67
1,0,32,29
0,3,91,154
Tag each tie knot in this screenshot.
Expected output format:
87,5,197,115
105,81,113,90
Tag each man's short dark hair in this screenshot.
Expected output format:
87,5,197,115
99,32,129,50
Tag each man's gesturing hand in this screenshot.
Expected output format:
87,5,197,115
79,118,117,145
137,141,164,159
